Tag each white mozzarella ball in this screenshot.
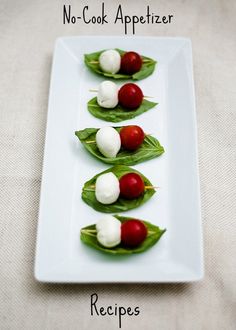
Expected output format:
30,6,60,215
97,81,119,109
95,172,120,204
99,49,121,74
97,228,120,248
96,215,121,232
96,215,121,248
96,126,121,158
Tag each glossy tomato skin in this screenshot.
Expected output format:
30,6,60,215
118,83,143,109
120,52,142,75
120,125,145,151
119,173,145,199
121,219,147,247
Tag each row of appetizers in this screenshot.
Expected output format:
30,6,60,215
79,49,165,255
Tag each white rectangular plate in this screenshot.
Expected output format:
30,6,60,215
35,36,203,283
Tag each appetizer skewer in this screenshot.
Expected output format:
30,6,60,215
94,215,148,248
91,81,151,110
80,215,166,254
82,165,156,213
87,171,158,205
95,172,148,205
96,50,144,75
84,49,157,80
75,126,164,165
89,50,152,72
85,125,145,153
96,126,145,157
87,81,158,122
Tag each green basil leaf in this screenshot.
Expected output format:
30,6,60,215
75,127,164,165
80,215,166,255
84,48,157,80
87,97,157,123
82,165,155,213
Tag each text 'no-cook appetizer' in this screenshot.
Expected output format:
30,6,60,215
75,126,164,165
80,215,166,255
84,49,157,80
82,165,156,213
88,81,157,122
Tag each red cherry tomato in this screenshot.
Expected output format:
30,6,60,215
118,83,143,109
120,125,145,151
120,52,142,75
119,173,145,199
121,219,147,247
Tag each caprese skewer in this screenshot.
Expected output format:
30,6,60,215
95,126,145,157
82,165,157,213
84,49,157,80
88,49,152,75
95,171,152,205
80,215,166,254
75,126,164,165
96,215,148,248
91,81,151,110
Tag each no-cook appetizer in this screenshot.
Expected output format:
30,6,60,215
88,81,157,122
75,126,164,165
84,49,157,80
82,165,156,213
80,215,166,255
